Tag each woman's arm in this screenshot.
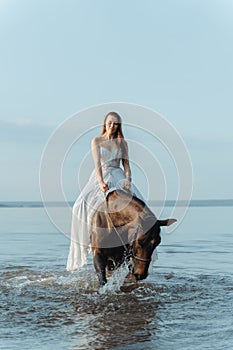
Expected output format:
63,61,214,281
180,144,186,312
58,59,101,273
121,141,132,189
91,138,109,192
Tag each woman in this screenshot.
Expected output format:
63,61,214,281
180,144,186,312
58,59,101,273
66,112,144,271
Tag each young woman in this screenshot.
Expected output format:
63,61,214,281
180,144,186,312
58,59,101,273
66,112,144,271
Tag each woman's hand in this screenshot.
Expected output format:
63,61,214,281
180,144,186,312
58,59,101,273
99,181,109,193
123,178,131,190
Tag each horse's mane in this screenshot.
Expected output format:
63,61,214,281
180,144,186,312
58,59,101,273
106,189,146,209
108,190,159,236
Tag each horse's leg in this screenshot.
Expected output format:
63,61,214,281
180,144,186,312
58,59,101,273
111,246,130,273
93,251,107,286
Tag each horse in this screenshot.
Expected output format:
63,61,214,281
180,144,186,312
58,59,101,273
90,189,176,286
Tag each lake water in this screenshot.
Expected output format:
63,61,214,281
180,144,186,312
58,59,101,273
0,203,233,350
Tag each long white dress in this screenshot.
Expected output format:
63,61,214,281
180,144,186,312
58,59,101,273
66,146,144,271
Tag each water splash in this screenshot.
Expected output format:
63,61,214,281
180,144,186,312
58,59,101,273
99,262,129,294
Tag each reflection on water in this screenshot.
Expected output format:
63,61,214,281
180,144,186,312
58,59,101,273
72,282,162,349
0,206,233,349
1,264,233,350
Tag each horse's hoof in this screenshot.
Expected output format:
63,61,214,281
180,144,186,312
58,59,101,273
120,282,138,292
120,273,138,292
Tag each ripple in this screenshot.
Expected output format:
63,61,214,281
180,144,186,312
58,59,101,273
1,265,233,350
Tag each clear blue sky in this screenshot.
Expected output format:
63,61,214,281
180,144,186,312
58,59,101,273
0,0,232,200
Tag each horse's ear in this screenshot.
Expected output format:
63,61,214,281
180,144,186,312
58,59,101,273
158,219,177,226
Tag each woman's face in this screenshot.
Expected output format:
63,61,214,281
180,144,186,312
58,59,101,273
105,115,119,137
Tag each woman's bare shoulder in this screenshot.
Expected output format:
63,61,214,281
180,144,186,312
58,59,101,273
92,136,104,147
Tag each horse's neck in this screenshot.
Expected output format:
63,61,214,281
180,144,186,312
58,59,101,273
106,191,157,230
107,197,142,226
139,206,157,233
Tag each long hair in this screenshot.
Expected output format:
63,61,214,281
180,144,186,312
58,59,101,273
101,111,128,160
101,112,124,140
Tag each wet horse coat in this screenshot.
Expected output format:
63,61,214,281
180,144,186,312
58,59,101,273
90,190,176,286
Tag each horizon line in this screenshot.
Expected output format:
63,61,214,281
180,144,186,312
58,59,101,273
1,199,233,208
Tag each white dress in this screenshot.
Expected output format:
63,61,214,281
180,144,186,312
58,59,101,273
66,146,144,271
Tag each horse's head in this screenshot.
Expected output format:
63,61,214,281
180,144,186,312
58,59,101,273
131,219,177,281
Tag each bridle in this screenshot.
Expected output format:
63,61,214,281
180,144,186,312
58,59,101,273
131,253,151,263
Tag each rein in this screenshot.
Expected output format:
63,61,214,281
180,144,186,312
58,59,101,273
104,195,150,264
104,196,129,252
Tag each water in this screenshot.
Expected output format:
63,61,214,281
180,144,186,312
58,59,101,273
0,204,233,349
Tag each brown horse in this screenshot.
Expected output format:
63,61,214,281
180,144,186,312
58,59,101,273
90,189,176,286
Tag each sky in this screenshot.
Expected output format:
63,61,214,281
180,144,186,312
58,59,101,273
0,0,233,201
